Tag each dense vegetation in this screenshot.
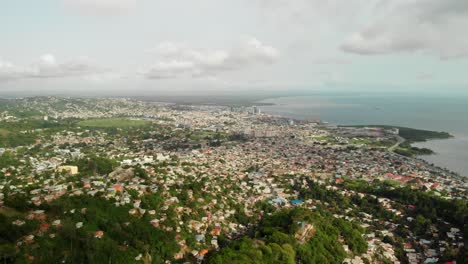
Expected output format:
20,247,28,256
0,119,78,148
394,144,434,157
0,151,21,170
77,118,150,128
1,196,179,263
394,126,452,142
344,180,468,237
64,155,118,176
207,207,366,264
0,214,39,262
346,125,452,157
349,125,452,142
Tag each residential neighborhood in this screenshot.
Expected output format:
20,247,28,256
0,97,466,263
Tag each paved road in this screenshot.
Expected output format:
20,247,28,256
388,135,405,152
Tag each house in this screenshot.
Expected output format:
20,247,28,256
195,234,205,242
174,252,184,260
129,209,137,215
95,231,104,239
25,235,35,244
57,166,79,175
210,226,222,236
150,219,160,227
32,210,46,221
291,199,303,206
39,223,50,232
12,220,25,226
269,197,287,206
113,184,124,192
424,258,438,263
211,238,219,248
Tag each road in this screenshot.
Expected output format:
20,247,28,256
388,135,405,152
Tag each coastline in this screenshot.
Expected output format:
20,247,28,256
412,135,468,176
340,125,453,157
255,96,467,178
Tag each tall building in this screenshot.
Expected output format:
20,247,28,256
253,106,261,115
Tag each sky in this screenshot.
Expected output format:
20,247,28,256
1,0,468,96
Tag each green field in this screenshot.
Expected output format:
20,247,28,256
77,118,150,128
0,207,23,218
0,128,11,136
349,138,372,145
189,131,223,141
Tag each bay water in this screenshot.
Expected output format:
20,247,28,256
258,94,468,177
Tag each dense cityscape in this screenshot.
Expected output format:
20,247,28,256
0,97,466,264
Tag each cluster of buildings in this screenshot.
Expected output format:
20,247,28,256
0,97,466,263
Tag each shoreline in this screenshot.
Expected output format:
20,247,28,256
255,96,467,178
258,108,464,178
340,125,453,157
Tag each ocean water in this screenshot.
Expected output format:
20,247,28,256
257,94,468,177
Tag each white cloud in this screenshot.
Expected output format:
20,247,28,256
29,54,105,78
416,73,435,80
143,61,197,79
84,72,125,83
257,0,468,59
63,0,138,15
143,38,280,79
341,0,468,59
0,55,110,82
0,60,28,82
312,58,352,65
255,0,373,31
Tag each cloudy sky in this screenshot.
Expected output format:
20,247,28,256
1,0,467,96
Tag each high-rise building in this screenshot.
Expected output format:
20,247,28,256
253,106,261,115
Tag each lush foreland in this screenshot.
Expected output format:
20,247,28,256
374,126,451,142
344,125,453,142
392,126,452,157
344,125,453,157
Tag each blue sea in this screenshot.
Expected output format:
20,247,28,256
257,93,468,177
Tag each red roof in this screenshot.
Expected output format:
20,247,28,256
40,223,50,231
113,184,124,192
